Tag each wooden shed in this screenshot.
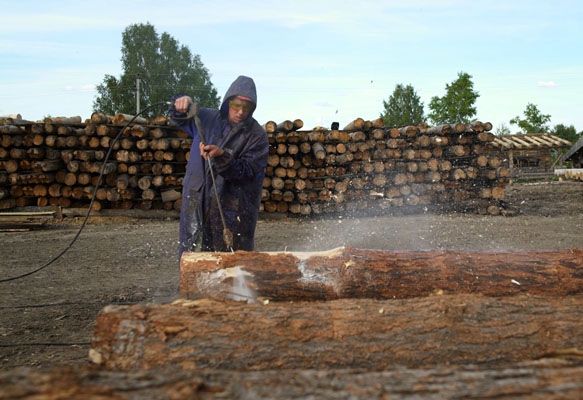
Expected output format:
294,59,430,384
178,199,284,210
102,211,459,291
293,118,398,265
562,136,583,168
491,134,572,176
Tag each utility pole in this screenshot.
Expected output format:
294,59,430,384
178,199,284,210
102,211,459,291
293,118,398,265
136,77,141,114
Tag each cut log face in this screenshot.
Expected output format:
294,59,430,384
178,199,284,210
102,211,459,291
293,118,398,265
90,294,583,371
179,248,583,301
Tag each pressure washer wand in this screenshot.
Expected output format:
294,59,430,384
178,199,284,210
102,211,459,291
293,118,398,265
187,105,234,253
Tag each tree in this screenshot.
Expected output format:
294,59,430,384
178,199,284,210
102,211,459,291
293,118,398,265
509,103,551,133
495,123,511,136
428,72,479,124
380,84,424,127
553,124,580,143
94,23,220,116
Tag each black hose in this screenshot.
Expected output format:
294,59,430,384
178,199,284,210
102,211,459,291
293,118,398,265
192,115,234,252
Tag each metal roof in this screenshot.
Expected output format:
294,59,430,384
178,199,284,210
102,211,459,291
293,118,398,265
492,134,572,150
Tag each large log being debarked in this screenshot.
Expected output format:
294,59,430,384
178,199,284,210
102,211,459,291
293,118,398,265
89,294,583,370
179,248,583,301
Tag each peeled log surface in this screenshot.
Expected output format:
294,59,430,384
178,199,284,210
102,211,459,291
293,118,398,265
2,359,582,399
179,248,582,301
90,295,583,370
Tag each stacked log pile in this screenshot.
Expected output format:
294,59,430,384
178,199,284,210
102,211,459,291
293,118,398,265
0,114,191,211
262,118,507,216
555,168,583,181
2,114,507,215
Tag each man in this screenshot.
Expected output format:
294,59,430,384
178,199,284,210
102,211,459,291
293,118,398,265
171,75,268,256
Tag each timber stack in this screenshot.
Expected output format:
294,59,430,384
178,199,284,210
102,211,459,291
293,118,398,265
262,117,506,216
0,113,191,211
0,114,507,215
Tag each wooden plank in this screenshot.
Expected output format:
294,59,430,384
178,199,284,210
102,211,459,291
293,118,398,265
527,135,555,147
521,135,546,147
549,135,573,146
497,137,518,148
512,136,535,148
0,211,55,217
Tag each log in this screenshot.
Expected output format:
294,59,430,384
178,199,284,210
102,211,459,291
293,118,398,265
427,124,452,135
57,126,72,136
2,360,582,399
311,142,326,160
141,188,156,201
151,175,164,187
343,118,365,131
326,130,350,142
90,294,583,370
292,119,303,130
349,131,366,142
180,248,582,301
90,112,110,124
45,116,82,124
149,115,168,126
137,176,152,191
0,198,16,209
276,120,293,132
111,113,148,125
400,125,419,137
263,121,276,133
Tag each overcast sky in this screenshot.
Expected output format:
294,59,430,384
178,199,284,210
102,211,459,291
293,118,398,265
1,0,581,132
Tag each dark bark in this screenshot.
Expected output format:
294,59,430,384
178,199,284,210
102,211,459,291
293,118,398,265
90,294,583,370
1,359,582,399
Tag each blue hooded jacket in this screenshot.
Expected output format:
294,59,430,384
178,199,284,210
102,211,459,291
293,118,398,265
171,76,268,255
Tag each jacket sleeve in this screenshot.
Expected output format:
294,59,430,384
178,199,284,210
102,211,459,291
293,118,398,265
213,131,268,181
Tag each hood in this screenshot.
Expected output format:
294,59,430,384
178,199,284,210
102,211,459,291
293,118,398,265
220,75,257,119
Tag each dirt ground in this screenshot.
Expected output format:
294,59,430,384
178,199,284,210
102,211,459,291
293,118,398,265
0,181,582,371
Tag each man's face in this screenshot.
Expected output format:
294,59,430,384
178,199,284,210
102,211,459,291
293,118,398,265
228,97,253,124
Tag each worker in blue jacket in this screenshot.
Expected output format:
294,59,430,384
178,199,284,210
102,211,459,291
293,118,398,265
171,76,268,256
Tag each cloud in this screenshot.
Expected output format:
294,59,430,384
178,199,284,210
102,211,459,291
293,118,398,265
537,81,558,88
80,84,97,91
313,101,337,108
0,0,477,34
62,84,97,92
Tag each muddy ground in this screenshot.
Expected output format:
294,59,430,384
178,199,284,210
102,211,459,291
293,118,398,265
0,181,582,370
